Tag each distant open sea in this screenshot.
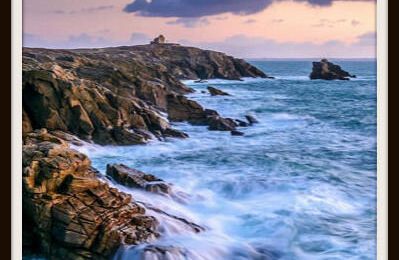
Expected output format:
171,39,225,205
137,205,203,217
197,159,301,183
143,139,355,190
75,60,377,260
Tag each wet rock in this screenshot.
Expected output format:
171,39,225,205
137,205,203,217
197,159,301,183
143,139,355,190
245,115,259,125
106,164,172,195
110,127,148,145
208,116,237,131
310,58,356,80
207,86,230,96
162,128,189,139
231,130,245,136
23,43,268,144
235,119,250,127
23,130,159,259
166,94,209,124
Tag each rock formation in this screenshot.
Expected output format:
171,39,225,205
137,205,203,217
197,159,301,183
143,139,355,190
23,129,159,259
23,44,268,143
106,164,172,195
207,86,230,96
22,43,268,258
309,59,356,80
231,130,245,136
245,115,259,125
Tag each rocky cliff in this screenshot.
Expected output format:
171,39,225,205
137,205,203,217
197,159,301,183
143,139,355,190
22,44,268,259
23,44,267,144
23,130,159,259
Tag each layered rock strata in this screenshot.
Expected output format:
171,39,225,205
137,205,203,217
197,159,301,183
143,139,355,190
23,130,159,259
23,44,267,143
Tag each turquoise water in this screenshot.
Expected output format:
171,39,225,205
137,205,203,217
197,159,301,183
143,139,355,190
77,60,376,260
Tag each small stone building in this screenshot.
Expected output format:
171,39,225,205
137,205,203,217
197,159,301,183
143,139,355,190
151,35,166,44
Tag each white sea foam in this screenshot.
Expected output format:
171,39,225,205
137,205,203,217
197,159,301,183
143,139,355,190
182,77,271,86
71,60,376,260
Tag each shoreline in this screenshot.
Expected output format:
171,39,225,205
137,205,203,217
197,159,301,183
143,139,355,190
22,43,267,259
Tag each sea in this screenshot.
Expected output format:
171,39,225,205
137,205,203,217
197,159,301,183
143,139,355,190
75,60,377,260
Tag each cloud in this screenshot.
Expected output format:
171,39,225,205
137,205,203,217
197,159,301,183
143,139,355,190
356,31,375,46
124,0,374,18
166,17,210,28
53,5,114,15
213,16,228,21
311,18,348,28
129,33,152,45
23,32,154,49
271,19,284,23
23,32,375,58
244,19,257,24
177,33,375,58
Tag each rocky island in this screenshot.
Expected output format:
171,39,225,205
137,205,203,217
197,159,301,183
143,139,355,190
22,36,268,259
310,58,356,80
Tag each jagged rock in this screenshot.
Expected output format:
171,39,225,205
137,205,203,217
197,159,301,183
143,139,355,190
310,59,356,80
106,164,172,195
207,86,230,96
166,93,239,132
245,115,259,125
23,130,159,259
235,119,250,127
150,35,166,44
231,130,245,136
166,94,209,124
208,116,237,131
23,44,267,144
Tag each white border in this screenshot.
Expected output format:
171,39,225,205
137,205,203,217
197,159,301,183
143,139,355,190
11,0,22,258
376,0,388,259
11,0,388,259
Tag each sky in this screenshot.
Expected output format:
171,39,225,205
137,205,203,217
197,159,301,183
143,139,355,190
23,0,376,58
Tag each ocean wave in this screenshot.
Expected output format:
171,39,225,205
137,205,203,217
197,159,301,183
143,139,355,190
182,77,271,86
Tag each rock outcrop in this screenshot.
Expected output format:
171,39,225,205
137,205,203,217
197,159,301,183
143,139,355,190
106,164,172,195
166,94,239,131
245,115,259,125
21,43,267,259
207,86,230,96
23,44,267,144
310,59,356,80
23,129,159,259
231,130,245,136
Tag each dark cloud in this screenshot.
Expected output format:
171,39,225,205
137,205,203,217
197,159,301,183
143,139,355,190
124,0,374,18
166,17,210,28
124,0,274,17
